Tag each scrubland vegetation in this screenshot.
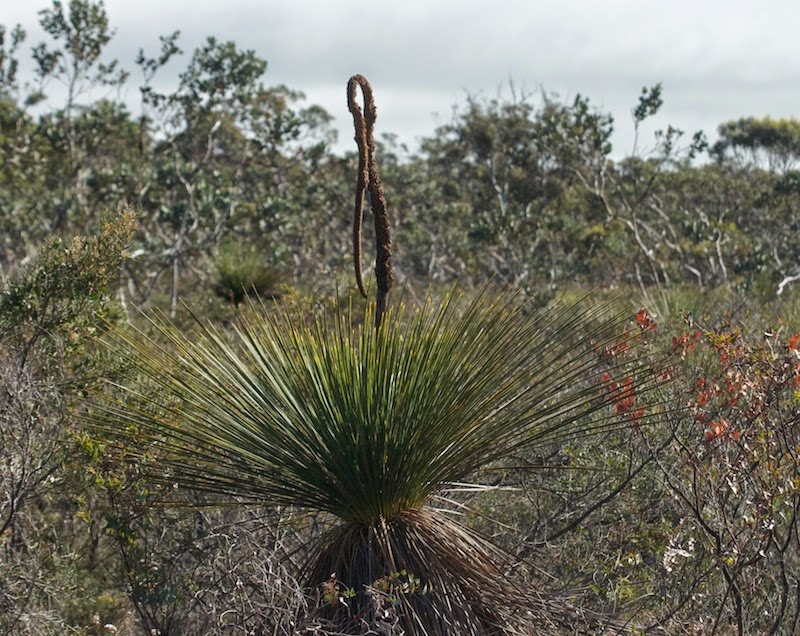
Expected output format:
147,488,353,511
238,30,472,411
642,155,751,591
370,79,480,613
3,2,800,634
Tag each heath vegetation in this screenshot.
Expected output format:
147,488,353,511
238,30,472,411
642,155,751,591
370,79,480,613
2,2,800,634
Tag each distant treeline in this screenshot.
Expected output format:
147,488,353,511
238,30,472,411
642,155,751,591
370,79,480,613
2,2,800,311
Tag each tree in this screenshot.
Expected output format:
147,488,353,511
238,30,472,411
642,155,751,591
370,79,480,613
418,89,614,296
28,0,131,238
132,34,336,314
714,116,800,172
0,23,25,101
33,0,127,120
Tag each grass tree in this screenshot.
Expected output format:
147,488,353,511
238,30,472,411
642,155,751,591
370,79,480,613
90,289,661,635
90,77,664,635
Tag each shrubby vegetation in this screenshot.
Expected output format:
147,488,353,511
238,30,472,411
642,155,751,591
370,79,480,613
3,1,800,634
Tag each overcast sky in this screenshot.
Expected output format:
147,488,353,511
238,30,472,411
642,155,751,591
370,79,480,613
5,0,800,156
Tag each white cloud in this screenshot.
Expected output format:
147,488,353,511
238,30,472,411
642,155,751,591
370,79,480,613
5,0,800,155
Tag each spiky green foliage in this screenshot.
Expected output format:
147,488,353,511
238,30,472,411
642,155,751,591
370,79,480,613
212,239,280,305
91,290,661,634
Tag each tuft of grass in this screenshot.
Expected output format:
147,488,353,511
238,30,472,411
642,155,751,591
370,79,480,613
212,240,280,305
